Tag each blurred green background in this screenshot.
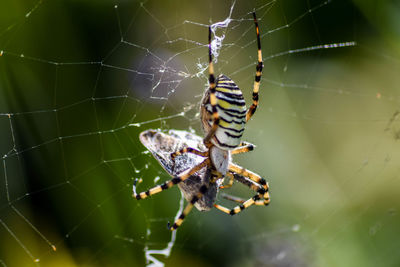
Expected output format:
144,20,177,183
1,0,400,266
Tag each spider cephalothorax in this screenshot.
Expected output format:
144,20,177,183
134,12,270,231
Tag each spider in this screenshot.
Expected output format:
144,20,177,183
134,12,270,231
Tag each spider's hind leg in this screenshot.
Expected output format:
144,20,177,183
214,168,270,216
214,194,266,216
229,163,270,200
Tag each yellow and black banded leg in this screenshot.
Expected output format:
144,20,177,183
254,198,270,206
232,172,266,194
133,159,209,200
229,163,270,201
246,12,263,122
214,193,266,215
231,141,255,155
168,184,209,230
214,171,270,216
204,26,220,144
170,147,208,160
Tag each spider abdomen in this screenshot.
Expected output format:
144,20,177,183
202,74,247,149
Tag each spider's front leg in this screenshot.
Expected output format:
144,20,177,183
203,26,220,145
246,12,263,122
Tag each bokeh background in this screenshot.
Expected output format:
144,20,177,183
1,0,400,266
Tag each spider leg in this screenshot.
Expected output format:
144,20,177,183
133,159,210,200
254,199,270,206
214,171,270,215
231,141,255,155
214,194,264,215
232,172,266,194
169,184,209,230
203,26,220,144
246,12,263,122
171,147,208,160
229,163,270,200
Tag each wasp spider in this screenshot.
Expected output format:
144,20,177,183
134,12,270,230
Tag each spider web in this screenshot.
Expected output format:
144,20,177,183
1,0,400,266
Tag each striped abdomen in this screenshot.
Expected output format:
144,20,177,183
201,74,247,149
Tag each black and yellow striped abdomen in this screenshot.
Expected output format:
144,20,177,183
201,74,247,149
